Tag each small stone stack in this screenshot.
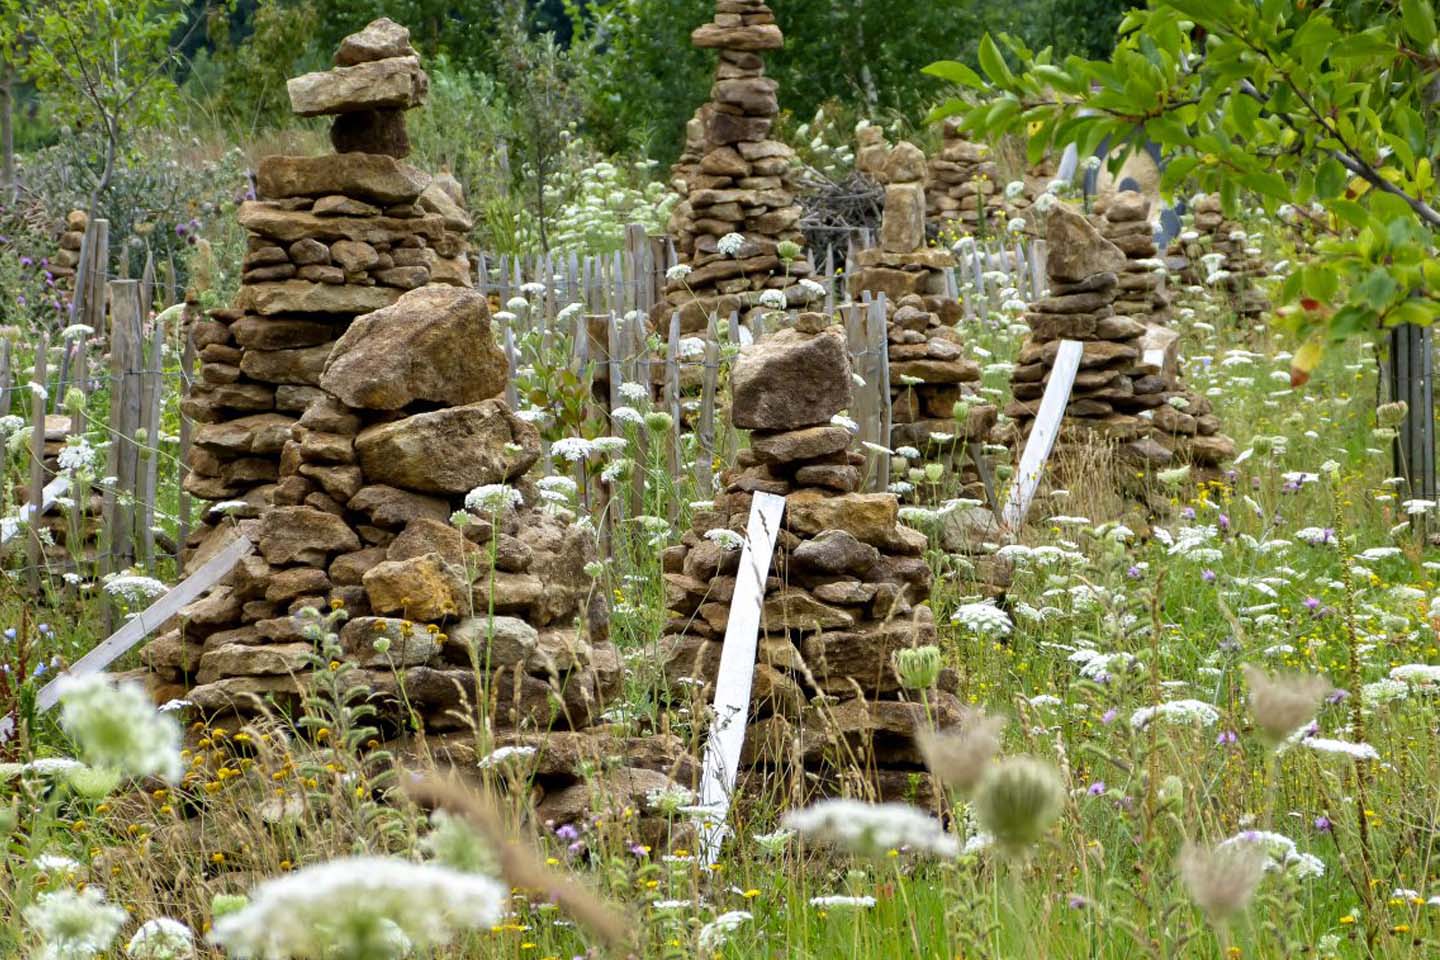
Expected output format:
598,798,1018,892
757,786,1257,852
1096,190,1171,324
661,0,820,334
1181,194,1269,320
49,210,87,293
926,119,1005,235
849,142,996,494
1004,206,1234,481
660,320,964,806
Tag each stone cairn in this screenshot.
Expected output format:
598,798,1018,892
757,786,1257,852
1180,193,1269,320
660,319,963,807
136,25,690,826
1004,206,1235,487
926,118,1005,237
49,210,88,294
1095,190,1171,325
661,0,819,335
849,141,997,498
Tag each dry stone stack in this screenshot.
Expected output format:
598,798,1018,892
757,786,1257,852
143,24,633,774
661,0,820,334
660,318,963,807
1004,206,1235,485
926,119,1005,236
1096,190,1171,324
48,210,88,294
1180,194,1269,320
849,142,996,496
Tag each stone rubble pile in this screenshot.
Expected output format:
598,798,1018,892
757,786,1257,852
138,27,685,824
1095,190,1171,324
1180,194,1270,320
849,141,997,498
660,317,963,806
1003,205,1235,481
662,0,820,334
926,119,1005,236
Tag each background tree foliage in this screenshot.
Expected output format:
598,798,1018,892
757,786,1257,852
927,0,1440,377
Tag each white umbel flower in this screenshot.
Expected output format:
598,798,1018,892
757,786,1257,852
25,887,127,960
716,233,746,256
209,857,505,960
697,910,751,950
1129,699,1220,730
951,601,1012,638
56,675,182,782
126,918,195,960
783,799,959,857
1304,738,1379,761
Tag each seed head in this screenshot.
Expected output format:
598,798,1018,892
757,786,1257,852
1243,664,1331,747
972,756,1064,855
917,709,1004,799
1178,840,1267,925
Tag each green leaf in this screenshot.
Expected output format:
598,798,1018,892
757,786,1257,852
1354,266,1401,309
922,60,985,89
1327,199,1370,230
1315,158,1347,199
1401,0,1437,46
1160,155,1200,193
977,34,1014,88
1238,171,1289,203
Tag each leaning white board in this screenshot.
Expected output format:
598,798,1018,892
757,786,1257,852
1001,339,1083,532
0,475,70,545
36,532,255,711
695,490,786,866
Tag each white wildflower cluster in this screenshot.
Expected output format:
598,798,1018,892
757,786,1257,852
551,436,594,462
102,574,168,607
536,475,578,510
25,887,129,960
464,484,523,514
716,232,747,256
697,910,752,950
476,745,537,770
1129,699,1221,730
782,798,959,858
126,918,196,960
808,895,877,909
758,289,787,310
1304,737,1379,760
57,436,98,474
703,528,744,551
1390,663,1440,687
1219,830,1325,880
1361,678,1409,705
951,601,1013,639
549,159,676,251
56,674,183,782
208,857,505,959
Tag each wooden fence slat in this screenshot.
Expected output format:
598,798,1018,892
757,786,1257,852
1001,339,1083,532
26,333,48,593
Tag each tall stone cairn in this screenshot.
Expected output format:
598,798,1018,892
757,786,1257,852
925,118,1005,235
660,318,964,807
1003,206,1235,482
142,25,662,812
48,210,88,294
849,141,997,497
661,0,820,334
1179,194,1270,320
1095,190,1172,324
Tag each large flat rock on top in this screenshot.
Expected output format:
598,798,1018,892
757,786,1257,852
1046,205,1126,283
321,286,507,410
238,202,444,244
257,154,430,204
731,327,852,431
287,56,428,116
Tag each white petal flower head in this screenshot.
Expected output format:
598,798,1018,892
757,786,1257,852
704,528,744,551
665,263,692,282
717,232,746,256
783,798,959,858
26,887,128,960
464,484,523,513
758,289,787,310
1304,737,1379,760
56,675,182,782
697,910,752,950
1129,699,1220,730
1004,180,1025,200
551,437,595,463
126,918,195,960
618,381,650,404
208,857,505,960
799,278,826,297
951,601,1013,639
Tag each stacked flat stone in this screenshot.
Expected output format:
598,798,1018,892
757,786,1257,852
926,119,1004,235
849,141,996,497
659,320,963,806
48,210,87,292
1004,206,1234,478
1181,194,1269,319
661,0,819,334
1096,190,1171,324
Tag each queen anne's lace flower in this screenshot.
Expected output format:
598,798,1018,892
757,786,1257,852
465,484,523,513
951,601,1012,638
125,918,195,960
25,887,128,960
783,799,958,858
1129,699,1220,730
716,233,746,256
1304,737,1379,760
209,856,505,959
56,675,182,781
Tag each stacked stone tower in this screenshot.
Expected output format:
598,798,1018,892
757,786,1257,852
48,211,88,294
1004,206,1234,482
1181,194,1269,320
144,23,628,761
661,1,820,334
849,141,997,498
926,119,1005,236
660,318,963,806
1094,191,1172,324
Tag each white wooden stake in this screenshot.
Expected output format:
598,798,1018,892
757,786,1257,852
695,491,786,865
0,475,69,545
37,532,255,710
1001,339,1083,532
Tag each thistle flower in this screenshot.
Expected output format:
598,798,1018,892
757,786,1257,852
783,799,958,858
1178,840,1267,925
1243,664,1331,748
972,757,1064,856
56,675,182,782
209,856,505,960
917,709,1005,799
25,887,128,960
125,918,195,960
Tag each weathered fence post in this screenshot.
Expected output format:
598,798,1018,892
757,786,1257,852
26,332,48,594
1389,323,1436,529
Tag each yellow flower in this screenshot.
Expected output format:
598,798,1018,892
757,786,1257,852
1339,915,1356,925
